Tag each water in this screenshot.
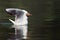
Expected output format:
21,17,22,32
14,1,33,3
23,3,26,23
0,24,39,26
0,20,13,40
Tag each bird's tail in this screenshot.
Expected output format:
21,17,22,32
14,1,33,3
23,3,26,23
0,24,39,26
9,19,15,24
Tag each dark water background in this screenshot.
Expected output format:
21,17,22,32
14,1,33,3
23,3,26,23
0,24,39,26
0,0,60,40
